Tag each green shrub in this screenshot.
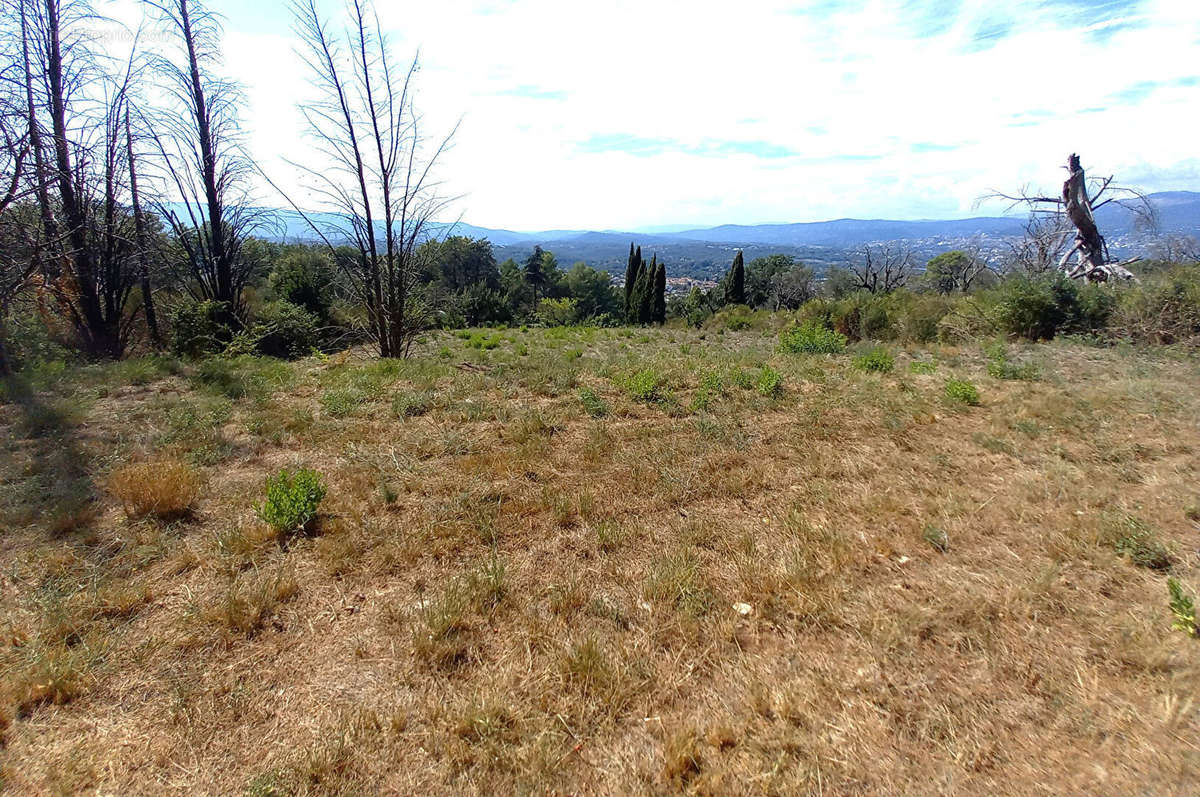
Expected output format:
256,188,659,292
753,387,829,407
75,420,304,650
259,468,326,532
989,275,1114,341
625,369,668,403
944,378,980,406
731,369,754,390
320,387,362,418
831,291,893,341
852,346,894,373
756,365,783,397
578,387,609,417
779,321,846,354
909,359,937,375
169,300,235,358
1111,265,1200,344
249,301,318,360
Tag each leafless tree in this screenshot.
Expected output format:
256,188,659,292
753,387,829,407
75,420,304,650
1004,213,1074,276
18,0,145,358
991,154,1152,282
1149,233,1200,266
0,6,36,373
851,242,912,294
146,0,262,324
768,264,816,310
283,0,457,358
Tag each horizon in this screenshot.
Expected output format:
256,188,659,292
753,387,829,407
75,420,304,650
106,0,1200,230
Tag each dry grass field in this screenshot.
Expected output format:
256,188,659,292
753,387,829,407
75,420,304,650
1,324,1199,794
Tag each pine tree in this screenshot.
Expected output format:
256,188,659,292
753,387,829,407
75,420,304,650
652,258,667,324
724,250,746,306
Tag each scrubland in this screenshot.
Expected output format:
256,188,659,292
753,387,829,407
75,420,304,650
1,324,1198,794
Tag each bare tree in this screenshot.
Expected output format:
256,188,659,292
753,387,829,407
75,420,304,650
1149,233,1200,266
991,153,1151,282
851,242,912,294
146,0,261,325
284,0,456,358
18,0,144,358
1005,213,1074,276
0,7,35,373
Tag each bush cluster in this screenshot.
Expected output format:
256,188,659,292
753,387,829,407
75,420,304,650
259,468,327,533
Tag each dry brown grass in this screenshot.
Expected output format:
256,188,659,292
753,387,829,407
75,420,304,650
1,330,1199,793
107,459,202,520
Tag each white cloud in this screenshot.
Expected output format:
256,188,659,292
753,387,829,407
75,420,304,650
151,0,1200,229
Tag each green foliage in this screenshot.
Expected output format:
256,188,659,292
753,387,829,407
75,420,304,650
909,359,937,374
465,331,503,350
258,468,327,532
944,378,980,406
756,365,783,397
1111,265,1200,344
852,346,894,373
1109,515,1173,571
268,250,334,321
989,275,1115,341
578,387,609,417
536,297,578,327
724,250,745,306
1168,578,1198,637
249,301,318,360
652,259,668,325
625,369,668,403
779,321,847,354
169,300,235,358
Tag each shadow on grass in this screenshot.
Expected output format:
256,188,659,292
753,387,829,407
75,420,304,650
0,375,96,536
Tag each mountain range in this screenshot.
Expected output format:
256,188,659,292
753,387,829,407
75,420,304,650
253,191,1200,279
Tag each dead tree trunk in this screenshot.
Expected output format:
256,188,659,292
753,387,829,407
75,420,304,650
1059,154,1135,282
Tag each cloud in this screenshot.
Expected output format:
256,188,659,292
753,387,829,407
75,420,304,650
200,0,1200,229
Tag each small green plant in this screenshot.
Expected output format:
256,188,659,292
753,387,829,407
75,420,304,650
392,391,432,418
259,468,327,532
731,369,754,390
923,524,949,553
320,387,362,418
1168,578,1197,637
909,359,937,375
853,347,895,373
626,369,668,403
944,378,980,406
578,387,609,417
1110,515,1173,571
779,322,846,354
756,365,783,397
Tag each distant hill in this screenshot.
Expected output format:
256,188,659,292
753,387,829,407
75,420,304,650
216,190,1200,279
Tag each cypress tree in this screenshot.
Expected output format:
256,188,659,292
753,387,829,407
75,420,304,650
624,244,643,320
635,254,656,324
524,245,547,304
652,258,667,324
724,250,745,306
623,242,637,316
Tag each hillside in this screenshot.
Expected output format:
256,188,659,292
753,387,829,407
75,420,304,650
2,329,1198,792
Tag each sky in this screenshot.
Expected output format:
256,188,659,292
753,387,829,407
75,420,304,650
106,0,1200,231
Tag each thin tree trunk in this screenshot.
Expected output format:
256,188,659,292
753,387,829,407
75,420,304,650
126,110,160,346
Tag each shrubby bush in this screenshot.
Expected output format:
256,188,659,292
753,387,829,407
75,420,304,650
259,468,327,532
249,301,318,359
1111,265,1200,344
852,346,895,373
779,321,847,354
169,300,235,358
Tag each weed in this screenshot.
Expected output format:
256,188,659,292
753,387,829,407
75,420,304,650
853,346,895,373
578,386,609,417
205,568,299,637
320,387,363,418
1108,515,1174,571
1168,578,1197,637
944,378,980,406
909,359,937,374
985,342,1040,381
258,468,327,533
108,459,201,520
644,552,714,617
756,365,784,397
392,390,433,418
923,524,949,553
625,369,669,404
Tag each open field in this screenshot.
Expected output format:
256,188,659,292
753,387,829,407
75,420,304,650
2,324,1199,794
